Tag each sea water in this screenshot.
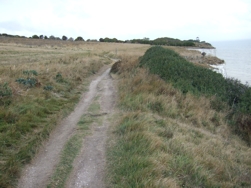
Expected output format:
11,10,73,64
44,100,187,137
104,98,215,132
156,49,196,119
201,39,251,86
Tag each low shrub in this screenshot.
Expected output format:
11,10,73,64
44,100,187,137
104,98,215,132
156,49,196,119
16,70,38,88
16,78,37,87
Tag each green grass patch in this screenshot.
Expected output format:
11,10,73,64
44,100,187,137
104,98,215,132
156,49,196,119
0,96,78,187
107,113,158,187
107,112,214,187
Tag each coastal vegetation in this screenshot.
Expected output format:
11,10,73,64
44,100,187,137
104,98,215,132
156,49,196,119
107,47,251,187
139,46,251,143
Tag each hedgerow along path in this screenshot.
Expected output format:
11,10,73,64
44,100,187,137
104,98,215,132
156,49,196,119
17,64,117,188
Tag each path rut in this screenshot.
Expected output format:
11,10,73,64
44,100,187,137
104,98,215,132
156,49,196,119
18,66,116,188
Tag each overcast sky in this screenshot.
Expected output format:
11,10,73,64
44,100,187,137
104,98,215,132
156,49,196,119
0,0,251,42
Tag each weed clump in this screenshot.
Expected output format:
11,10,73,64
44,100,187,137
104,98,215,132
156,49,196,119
55,72,64,83
16,70,38,88
16,78,37,87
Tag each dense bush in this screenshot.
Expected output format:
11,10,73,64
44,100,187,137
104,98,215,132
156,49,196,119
139,46,251,143
62,35,68,41
32,35,39,39
99,37,124,43
139,46,226,96
75,36,84,41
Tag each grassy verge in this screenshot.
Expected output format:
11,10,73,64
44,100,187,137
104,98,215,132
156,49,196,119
106,53,251,187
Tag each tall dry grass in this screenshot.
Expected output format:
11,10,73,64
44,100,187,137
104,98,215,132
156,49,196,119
107,54,251,187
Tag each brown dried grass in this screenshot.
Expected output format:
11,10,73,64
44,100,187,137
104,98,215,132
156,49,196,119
108,53,251,187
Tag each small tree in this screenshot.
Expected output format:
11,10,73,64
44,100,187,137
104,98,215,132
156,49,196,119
99,38,104,42
32,35,39,39
39,35,44,39
62,35,67,40
75,36,84,41
44,35,48,39
49,35,55,40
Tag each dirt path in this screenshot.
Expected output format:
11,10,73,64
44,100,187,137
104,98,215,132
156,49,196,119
17,65,117,188
66,67,116,188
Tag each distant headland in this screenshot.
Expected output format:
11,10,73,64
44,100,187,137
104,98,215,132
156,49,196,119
0,33,214,48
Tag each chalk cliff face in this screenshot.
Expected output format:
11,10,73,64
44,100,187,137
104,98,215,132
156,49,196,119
210,63,227,78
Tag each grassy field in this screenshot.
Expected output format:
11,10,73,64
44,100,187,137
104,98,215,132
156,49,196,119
107,49,251,187
0,37,149,187
2,37,251,188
